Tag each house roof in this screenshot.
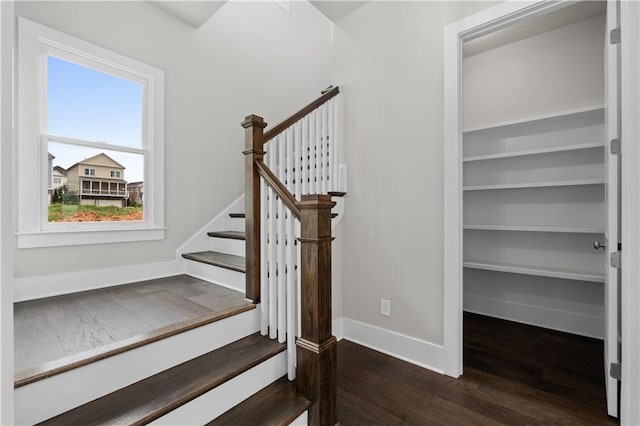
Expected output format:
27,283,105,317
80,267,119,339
127,181,143,187
67,153,126,171
53,165,67,176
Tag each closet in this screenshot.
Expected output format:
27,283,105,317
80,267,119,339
461,2,609,362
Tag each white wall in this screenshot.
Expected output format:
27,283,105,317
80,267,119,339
1,1,15,422
12,1,332,280
463,14,605,129
333,1,495,346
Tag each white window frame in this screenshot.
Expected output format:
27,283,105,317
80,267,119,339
17,17,165,248
85,168,96,176
110,170,120,178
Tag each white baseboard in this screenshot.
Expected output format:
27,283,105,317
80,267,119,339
332,317,344,341
340,318,444,375
464,293,604,339
13,259,178,302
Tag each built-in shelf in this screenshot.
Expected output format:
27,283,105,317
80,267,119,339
463,142,604,163
463,178,605,192
463,104,605,134
463,224,605,234
463,260,604,283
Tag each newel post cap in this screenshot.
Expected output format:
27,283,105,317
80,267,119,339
297,194,336,210
241,114,267,129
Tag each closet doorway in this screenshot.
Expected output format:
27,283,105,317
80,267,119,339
443,0,620,419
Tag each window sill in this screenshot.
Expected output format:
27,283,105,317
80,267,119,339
16,227,166,248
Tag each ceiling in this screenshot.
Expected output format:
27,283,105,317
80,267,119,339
149,1,227,28
309,1,368,22
463,1,607,58
149,0,369,29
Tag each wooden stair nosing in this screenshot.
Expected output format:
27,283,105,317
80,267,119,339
39,333,286,426
207,231,246,240
182,251,246,273
207,376,310,426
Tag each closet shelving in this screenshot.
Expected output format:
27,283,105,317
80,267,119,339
462,260,605,283
463,104,606,282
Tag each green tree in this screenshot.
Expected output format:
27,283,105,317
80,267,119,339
51,188,61,204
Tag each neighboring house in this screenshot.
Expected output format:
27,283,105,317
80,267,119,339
52,165,67,190
66,153,127,207
127,181,143,205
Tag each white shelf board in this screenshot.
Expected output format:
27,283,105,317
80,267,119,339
463,224,605,234
463,178,605,192
463,104,605,134
463,260,604,283
463,142,604,163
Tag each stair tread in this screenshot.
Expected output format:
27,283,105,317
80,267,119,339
182,251,246,273
229,213,245,218
207,377,310,426
207,231,246,240
40,333,286,426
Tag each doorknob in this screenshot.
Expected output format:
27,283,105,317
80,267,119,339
594,241,606,250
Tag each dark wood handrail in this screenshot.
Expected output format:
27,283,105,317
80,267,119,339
262,86,339,144
255,160,302,220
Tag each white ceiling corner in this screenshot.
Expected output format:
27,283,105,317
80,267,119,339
309,0,369,23
150,1,227,29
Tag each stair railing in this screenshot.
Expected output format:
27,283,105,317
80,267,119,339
241,86,341,426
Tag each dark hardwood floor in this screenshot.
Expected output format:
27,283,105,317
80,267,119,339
337,312,617,425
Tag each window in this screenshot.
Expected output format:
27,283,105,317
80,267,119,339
17,17,165,248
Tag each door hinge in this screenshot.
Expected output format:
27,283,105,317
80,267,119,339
610,362,621,380
610,252,621,268
610,138,621,155
610,27,621,44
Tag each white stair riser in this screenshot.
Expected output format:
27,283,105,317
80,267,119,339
291,411,309,425
229,217,245,233
209,237,245,257
151,352,287,425
15,309,260,425
182,259,245,293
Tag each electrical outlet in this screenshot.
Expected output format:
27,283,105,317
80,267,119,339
380,299,391,317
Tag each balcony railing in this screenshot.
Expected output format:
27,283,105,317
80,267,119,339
79,179,127,198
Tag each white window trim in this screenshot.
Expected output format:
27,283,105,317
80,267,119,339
16,17,165,248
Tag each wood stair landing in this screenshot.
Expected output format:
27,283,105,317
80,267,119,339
40,333,285,426
14,275,253,387
182,251,246,273
208,377,309,426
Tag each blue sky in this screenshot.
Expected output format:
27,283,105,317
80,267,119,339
47,56,144,181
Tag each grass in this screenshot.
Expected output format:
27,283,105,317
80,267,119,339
48,203,143,222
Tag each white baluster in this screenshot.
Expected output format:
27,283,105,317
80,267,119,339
322,102,329,194
286,198,296,379
267,148,277,340
260,178,268,336
302,116,310,195
294,122,302,199
277,135,286,343
331,97,341,191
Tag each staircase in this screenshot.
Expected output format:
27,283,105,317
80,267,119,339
14,87,344,425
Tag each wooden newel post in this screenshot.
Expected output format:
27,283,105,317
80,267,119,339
296,194,337,426
241,114,267,303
